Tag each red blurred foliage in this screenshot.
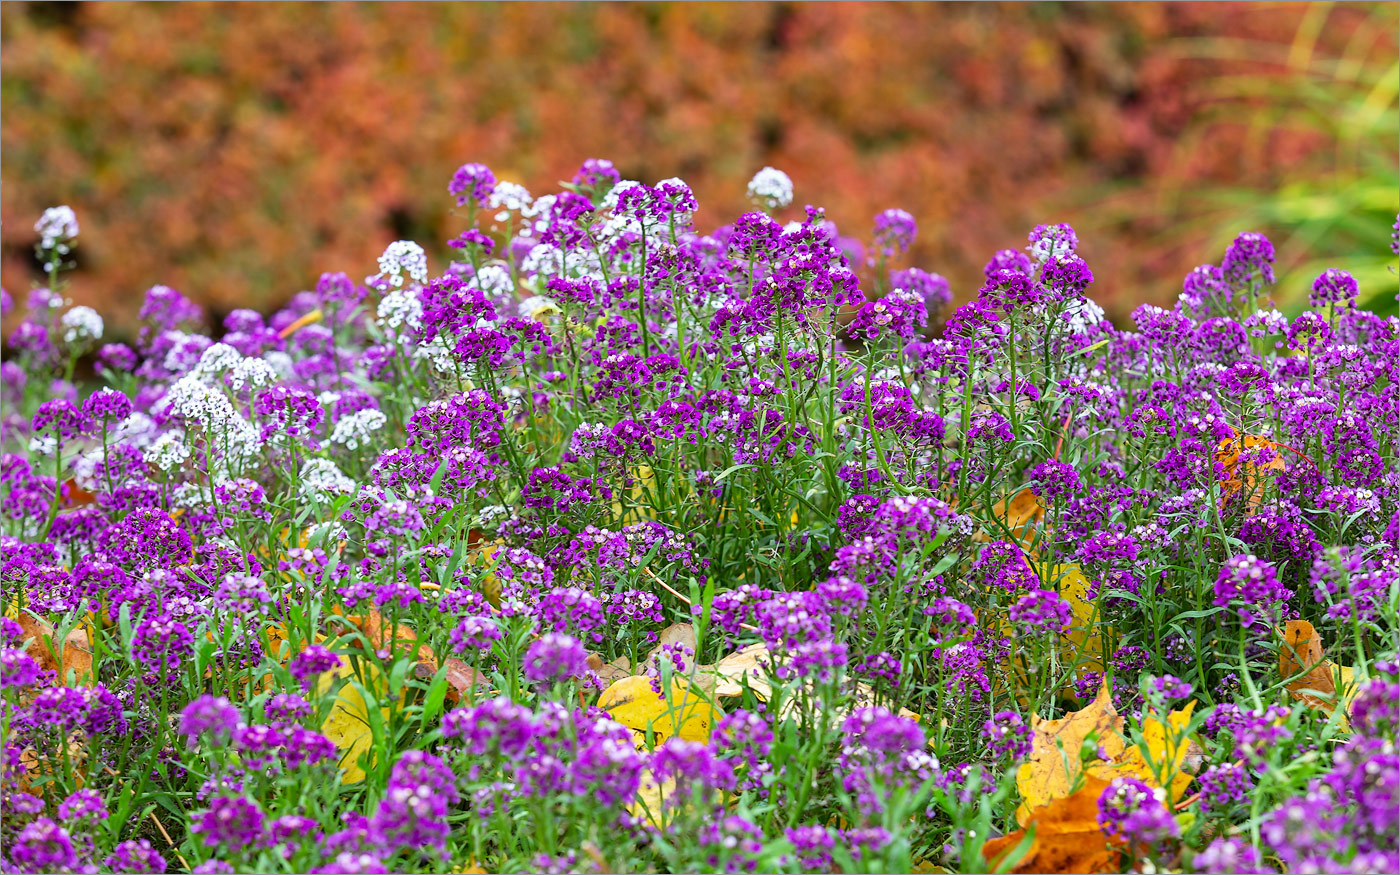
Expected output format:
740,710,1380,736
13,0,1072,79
1,1,1386,335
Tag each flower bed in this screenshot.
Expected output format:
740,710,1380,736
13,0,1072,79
1,163,1396,874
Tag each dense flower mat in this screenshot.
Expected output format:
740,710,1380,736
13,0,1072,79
1,162,1397,874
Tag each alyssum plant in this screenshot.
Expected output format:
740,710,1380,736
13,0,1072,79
1,162,1396,874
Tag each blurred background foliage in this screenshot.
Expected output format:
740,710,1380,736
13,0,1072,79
2,0,1396,339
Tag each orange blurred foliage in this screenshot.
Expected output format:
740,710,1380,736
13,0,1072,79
1,1,1389,336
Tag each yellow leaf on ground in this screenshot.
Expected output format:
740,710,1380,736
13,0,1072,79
1016,679,1127,825
1090,702,1197,802
597,674,721,746
985,775,1121,874
627,768,678,825
1053,563,1104,672
317,657,389,784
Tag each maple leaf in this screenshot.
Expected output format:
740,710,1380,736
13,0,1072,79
1017,679,1127,824
1017,680,1199,824
985,775,1122,874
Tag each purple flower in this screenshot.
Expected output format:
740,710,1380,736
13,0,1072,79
1028,222,1079,262
1009,588,1071,633
1213,553,1290,627
105,838,168,874
1310,268,1358,308
57,787,109,822
192,795,266,852
290,645,342,684
449,614,502,655
1222,231,1276,287
1198,762,1253,816
132,614,195,673
1097,776,1178,847
1193,837,1265,874
9,818,78,872
449,162,497,208
984,711,1032,760
0,647,41,689
179,695,243,744
873,208,917,256
522,632,588,685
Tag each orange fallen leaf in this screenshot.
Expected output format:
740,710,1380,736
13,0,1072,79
347,610,484,704
60,478,98,509
14,611,95,685
985,775,1121,874
1279,620,1356,728
1214,427,1287,510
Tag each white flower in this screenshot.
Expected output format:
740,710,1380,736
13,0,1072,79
376,289,423,333
111,411,157,448
329,409,387,450
299,458,356,502
747,167,794,210
35,206,79,252
60,306,103,343
472,263,514,299
193,342,243,378
375,240,428,289
228,357,278,391
145,431,191,472
489,181,533,217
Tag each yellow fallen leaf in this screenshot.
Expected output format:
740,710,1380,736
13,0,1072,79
597,675,721,746
1016,679,1127,825
1092,702,1197,802
1053,563,1104,672
627,768,678,825
318,657,389,784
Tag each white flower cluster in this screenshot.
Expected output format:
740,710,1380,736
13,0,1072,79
329,409,387,450
376,289,424,334
747,167,794,210
162,373,263,475
35,205,79,252
145,430,191,472
228,357,278,392
193,343,243,378
111,412,157,448
299,458,357,503
27,435,57,457
60,306,103,343
489,181,534,220
472,263,515,300
375,240,428,289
